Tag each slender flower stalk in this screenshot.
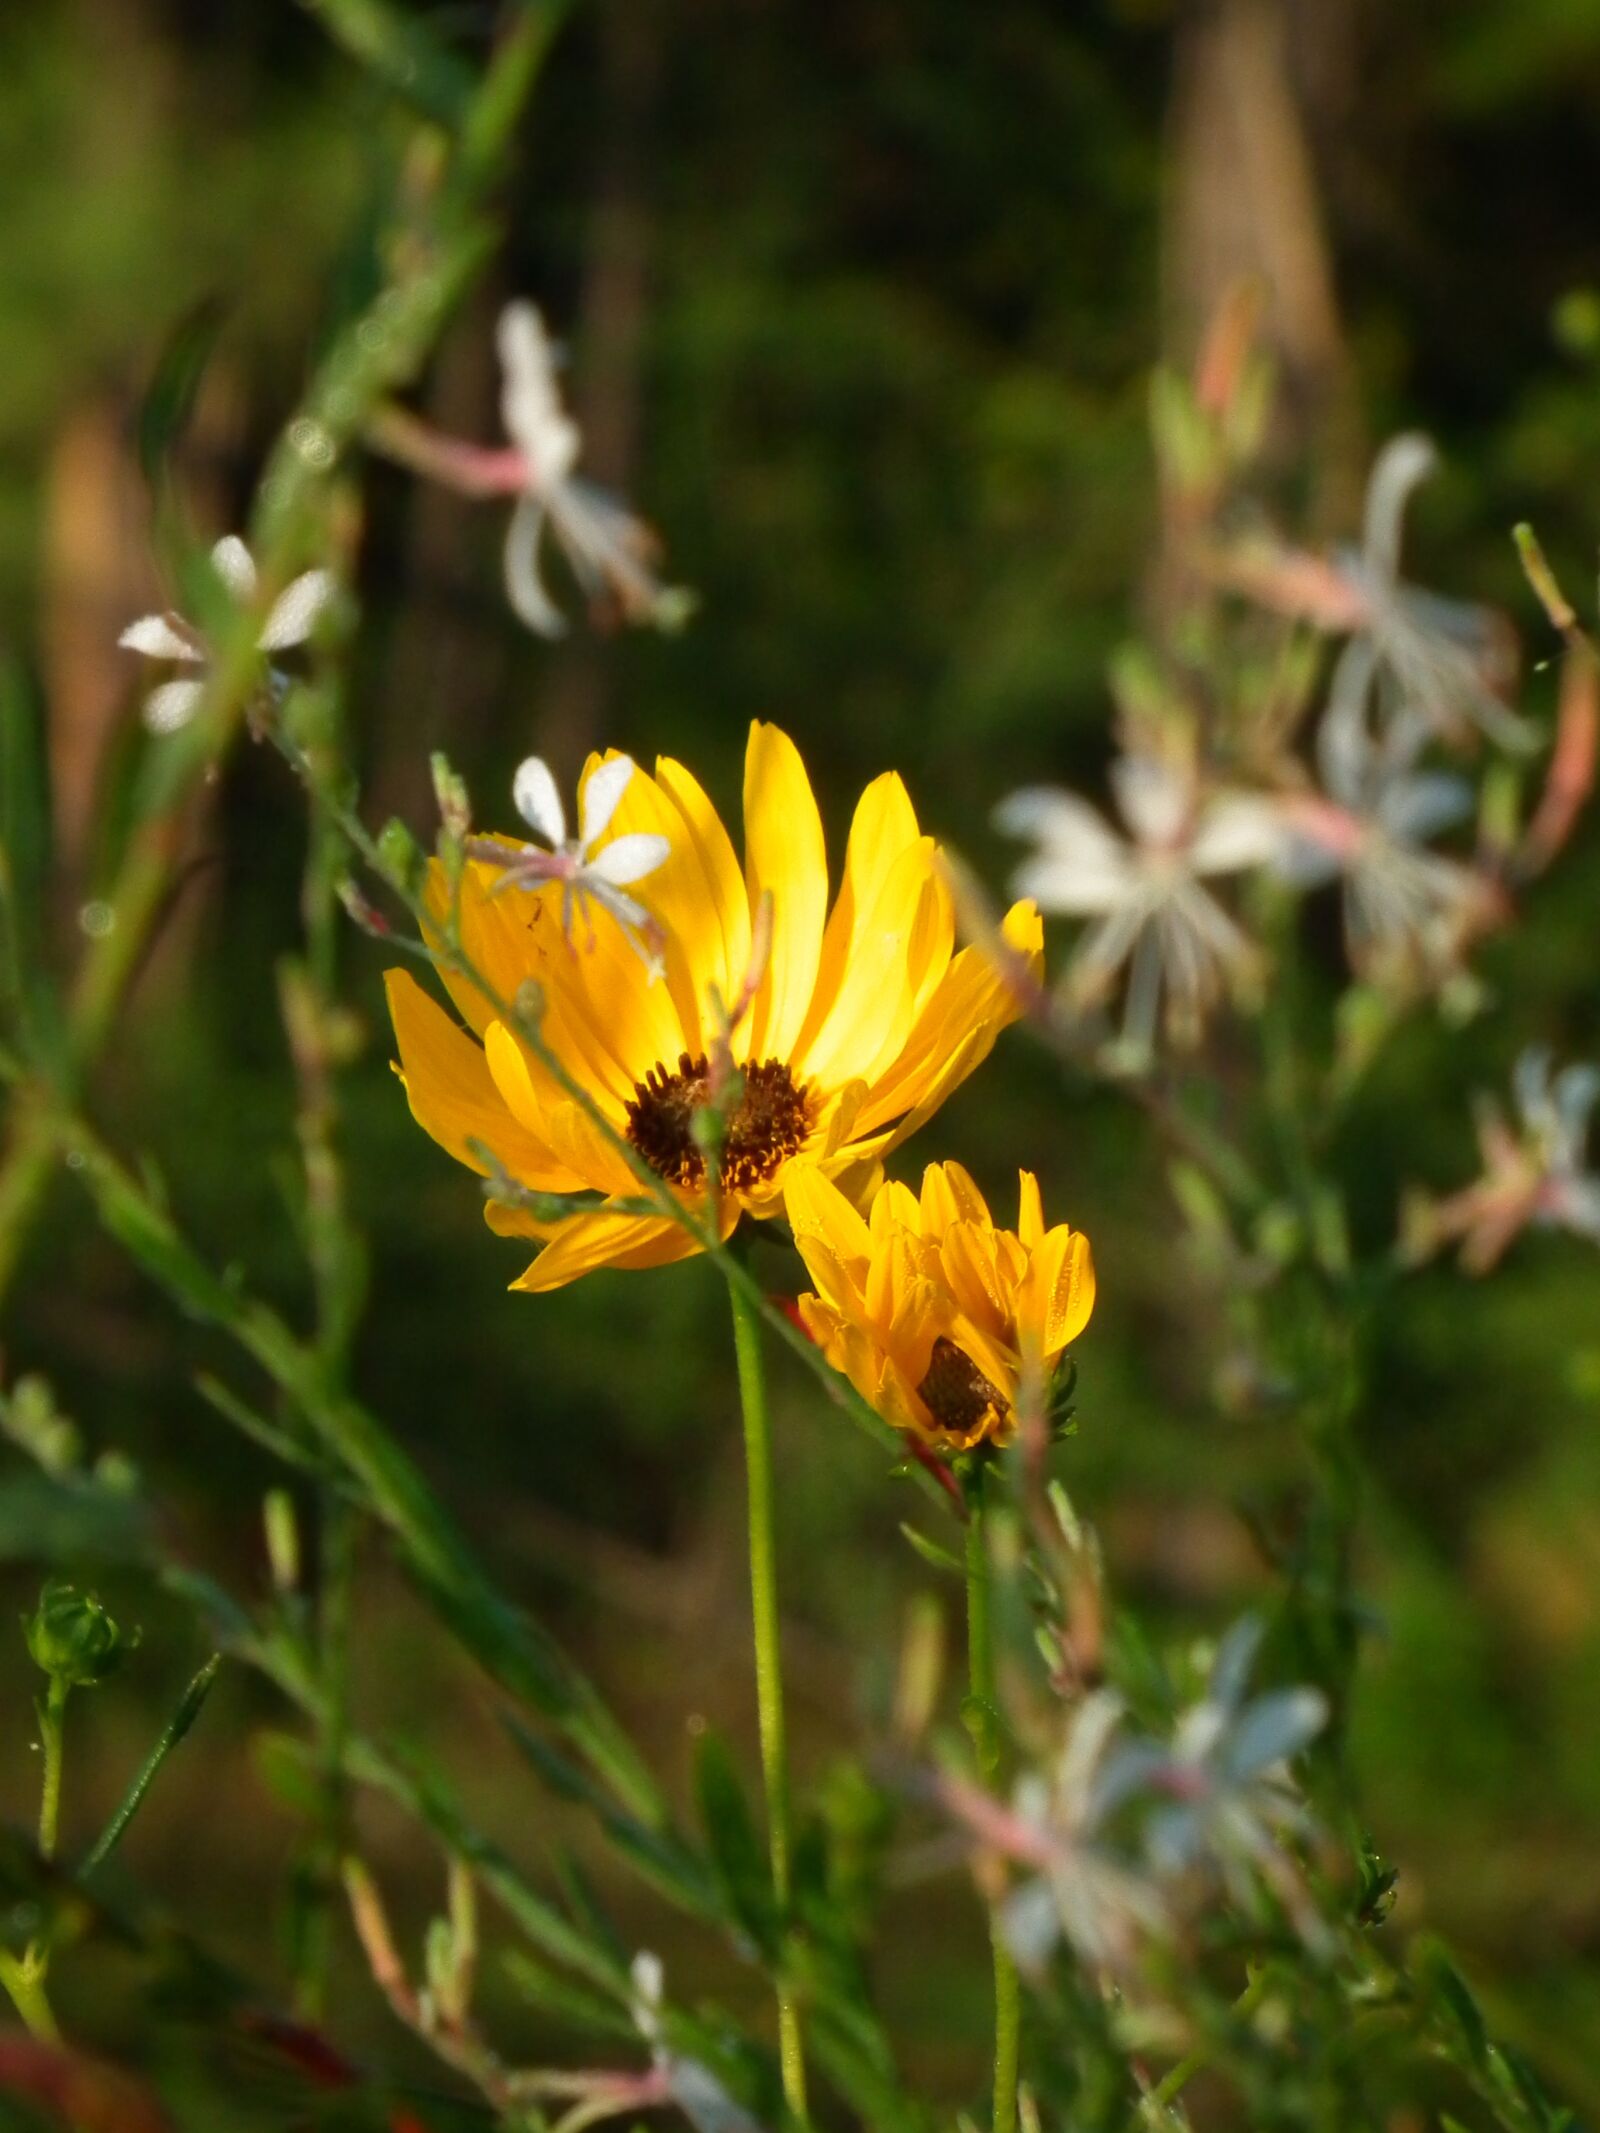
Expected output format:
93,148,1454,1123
36,1677,67,1863
728,1283,807,2122
965,1466,1020,2133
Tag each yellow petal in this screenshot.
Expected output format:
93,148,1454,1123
919,1162,992,1234
743,724,828,1061
425,856,675,1111
482,1020,636,1194
423,857,539,1036
510,1207,705,1291
1019,1227,1096,1357
855,900,1043,1138
583,750,730,1058
1017,1171,1044,1250
795,839,943,1090
655,754,753,1053
384,969,580,1189
938,1221,1010,1343
800,771,922,1042
783,1160,872,1270
867,1177,922,1247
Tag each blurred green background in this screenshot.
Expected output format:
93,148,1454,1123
3,0,1600,2111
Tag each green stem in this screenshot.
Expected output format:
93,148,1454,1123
1137,1967,1269,2123
0,1951,59,2043
728,1282,807,2125
37,1677,68,1863
965,1471,1019,2133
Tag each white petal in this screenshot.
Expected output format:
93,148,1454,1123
586,830,668,886
142,678,206,734
259,569,335,651
1317,640,1379,805
511,756,567,847
1189,794,1284,876
1111,756,1189,847
210,535,257,602
496,302,579,486
995,787,1128,870
503,494,567,636
1362,433,1436,582
579,755,636,846
119,612,203,661
1378,772,1471,846
589,881,652,932
1012,850,1132,914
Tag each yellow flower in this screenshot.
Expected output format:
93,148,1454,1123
385,722,1043,1290
783,1160,1095,1449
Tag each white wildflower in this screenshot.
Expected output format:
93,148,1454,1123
996,758,1281,1051
466,753,669,974
1404,1049,1600,1272
1001,1690,1170,1977
494,303,689,637
118,535,334,735
1096,1619,1331,1953
1338,433,1529,751
1275,641,1494,986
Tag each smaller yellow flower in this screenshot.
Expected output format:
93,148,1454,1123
783,1160,1095,1450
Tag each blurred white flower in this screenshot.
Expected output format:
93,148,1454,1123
1000,1690,1170,1976
996,758,1280,1051
1274,641,1496,986
466,753,669,974
370,302,690,638
1338,433,1528,752
1095,1619,1330,1953
986,1625,1329,1972
118,535,333,735
1404,1048,1600,1273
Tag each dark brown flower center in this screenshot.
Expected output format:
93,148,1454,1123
916,1336,1010,1444
625,1052,812,1194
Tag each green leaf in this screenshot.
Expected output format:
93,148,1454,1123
899,1523,965,1578
503,1715,719,1922
0,655,63,1077
694,1729,778,1953
501,1948,637,2042
137,299,226,497
252,1729,327,1819
0,1470,149,1567
81,1655,222,1875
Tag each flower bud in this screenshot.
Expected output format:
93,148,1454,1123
23,1580,130,1689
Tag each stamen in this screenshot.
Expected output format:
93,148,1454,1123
625,1052,812,1193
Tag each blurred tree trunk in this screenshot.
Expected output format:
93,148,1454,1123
536,0,663,776
1163,0,1363,527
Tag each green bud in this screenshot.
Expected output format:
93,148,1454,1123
430,752,472,840
375,817,425,897
23,1580,130,1689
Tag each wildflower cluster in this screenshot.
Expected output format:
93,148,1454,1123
995,430,1558,1056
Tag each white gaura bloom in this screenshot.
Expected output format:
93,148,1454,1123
465,753,670,975
496,305,692,637
1404,1049,1600,1273
1274,641,1498,986
996,758,1281,1051
1338,433,1529,752
371,302,690,639
118,535,334,735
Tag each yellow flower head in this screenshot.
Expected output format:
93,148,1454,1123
783,1161,1095,1450
385,722,1043,1290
